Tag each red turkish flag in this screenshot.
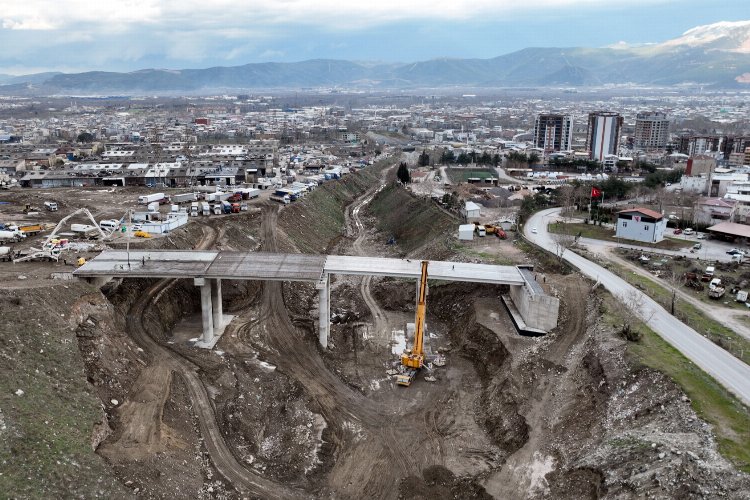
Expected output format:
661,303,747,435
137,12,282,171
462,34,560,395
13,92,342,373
591,187,602,198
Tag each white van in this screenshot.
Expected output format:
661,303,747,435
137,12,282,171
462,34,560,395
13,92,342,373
99,219,120,231
44,201,58,211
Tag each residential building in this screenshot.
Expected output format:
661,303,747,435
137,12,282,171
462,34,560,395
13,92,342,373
634,112,669,150
615,208,667,243
724,180,750,224
586,112,622,162
685,155,716,176
533,114,573,154
693,197,736,226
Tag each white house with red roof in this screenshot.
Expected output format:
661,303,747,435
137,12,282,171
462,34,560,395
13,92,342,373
615,207,667,243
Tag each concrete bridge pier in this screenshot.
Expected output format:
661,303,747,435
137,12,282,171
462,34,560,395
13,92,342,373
195,277,214,343
317,274,330,349
211,279,223,330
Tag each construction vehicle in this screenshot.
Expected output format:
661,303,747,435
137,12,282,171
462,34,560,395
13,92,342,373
19,224,44,235
14,208,108,263
134,230,152,238
397,261,428,387
0,228,25,243
0,246,13,262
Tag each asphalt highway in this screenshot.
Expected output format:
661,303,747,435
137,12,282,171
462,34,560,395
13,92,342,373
525,207,750,407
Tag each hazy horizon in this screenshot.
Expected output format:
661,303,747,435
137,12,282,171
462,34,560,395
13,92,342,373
1,0,748,75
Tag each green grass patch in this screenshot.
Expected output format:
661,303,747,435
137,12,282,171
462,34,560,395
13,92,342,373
601,294,750,473
549,222,692,250
604,260,750,365
445,167,498,183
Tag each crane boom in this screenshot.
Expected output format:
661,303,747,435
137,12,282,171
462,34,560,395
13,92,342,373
401,260,428,371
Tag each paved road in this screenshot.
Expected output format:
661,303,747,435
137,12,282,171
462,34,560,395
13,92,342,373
526,207,750,407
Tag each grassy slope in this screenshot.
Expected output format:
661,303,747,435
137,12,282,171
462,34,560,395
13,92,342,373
0,283,127,497
279,163,386,254
601,294,750,473
367,182,458,254
603,260,750,365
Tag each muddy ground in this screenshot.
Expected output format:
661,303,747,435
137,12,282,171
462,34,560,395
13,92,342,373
1,176,749,498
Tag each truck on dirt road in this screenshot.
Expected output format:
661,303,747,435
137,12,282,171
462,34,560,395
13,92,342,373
0,229,26,243
138,193,167,205
0,246,14,261
19,224,44,235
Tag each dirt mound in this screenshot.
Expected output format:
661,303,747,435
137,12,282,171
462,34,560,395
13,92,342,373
0,282,129,498
367,182,458,256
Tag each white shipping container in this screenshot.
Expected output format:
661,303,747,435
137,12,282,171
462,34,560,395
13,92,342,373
138,193,165,204
458,224,475,241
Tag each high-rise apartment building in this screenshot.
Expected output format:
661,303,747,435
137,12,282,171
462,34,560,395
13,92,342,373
634,112,669,150
534,114,573,153
586,111,623,162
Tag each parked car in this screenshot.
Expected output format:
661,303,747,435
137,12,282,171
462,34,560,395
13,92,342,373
697,233,707,240
683,228,695,235
673,228,683,235
692,243,702,250
531,227,538,234
727,248,746,256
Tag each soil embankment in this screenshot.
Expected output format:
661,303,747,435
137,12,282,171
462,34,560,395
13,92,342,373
367,182,458,256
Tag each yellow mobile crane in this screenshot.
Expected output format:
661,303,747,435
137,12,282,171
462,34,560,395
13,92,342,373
397,260,428,386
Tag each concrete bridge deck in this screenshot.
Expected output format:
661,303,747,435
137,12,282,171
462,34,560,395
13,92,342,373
74,250,526,285
74,250,556,348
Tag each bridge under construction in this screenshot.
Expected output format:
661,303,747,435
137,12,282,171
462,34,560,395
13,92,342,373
74,250,559,347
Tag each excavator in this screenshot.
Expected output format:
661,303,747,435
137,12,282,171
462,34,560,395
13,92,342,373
397,260,428,387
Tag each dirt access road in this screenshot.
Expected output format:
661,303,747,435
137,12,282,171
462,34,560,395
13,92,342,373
348,171,389,341
246,201,500,497
104,223,301,499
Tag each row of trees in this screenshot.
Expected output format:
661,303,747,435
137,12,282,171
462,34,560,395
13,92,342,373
439,149,502,166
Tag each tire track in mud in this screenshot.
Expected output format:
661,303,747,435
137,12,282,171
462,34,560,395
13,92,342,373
248,202,434,498
114,224,304,499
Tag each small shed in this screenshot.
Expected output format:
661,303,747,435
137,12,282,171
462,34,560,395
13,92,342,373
462,201,482,221
458,224,475,241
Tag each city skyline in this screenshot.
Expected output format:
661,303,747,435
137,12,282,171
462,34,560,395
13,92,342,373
0,1,748,75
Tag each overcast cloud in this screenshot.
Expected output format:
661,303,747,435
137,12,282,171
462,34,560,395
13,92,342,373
0,0,747,74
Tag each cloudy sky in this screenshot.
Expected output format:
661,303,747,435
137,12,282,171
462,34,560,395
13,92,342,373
0,0,747,75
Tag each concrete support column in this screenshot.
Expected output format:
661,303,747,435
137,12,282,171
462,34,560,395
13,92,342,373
211,279,223,330
317,274,330,349
195,277,214,344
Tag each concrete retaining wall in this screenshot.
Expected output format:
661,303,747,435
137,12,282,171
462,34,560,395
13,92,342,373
509,278,559,332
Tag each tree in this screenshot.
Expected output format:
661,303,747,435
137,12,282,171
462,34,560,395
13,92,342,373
618,289,656,342
397,162,411,184
77,132,95,143
552,231,575,266
492,153,501,166
418,150,430,167
527,152,540,166
440,149,455,164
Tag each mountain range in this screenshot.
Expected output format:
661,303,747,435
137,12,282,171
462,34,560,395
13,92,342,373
1,20,749,94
